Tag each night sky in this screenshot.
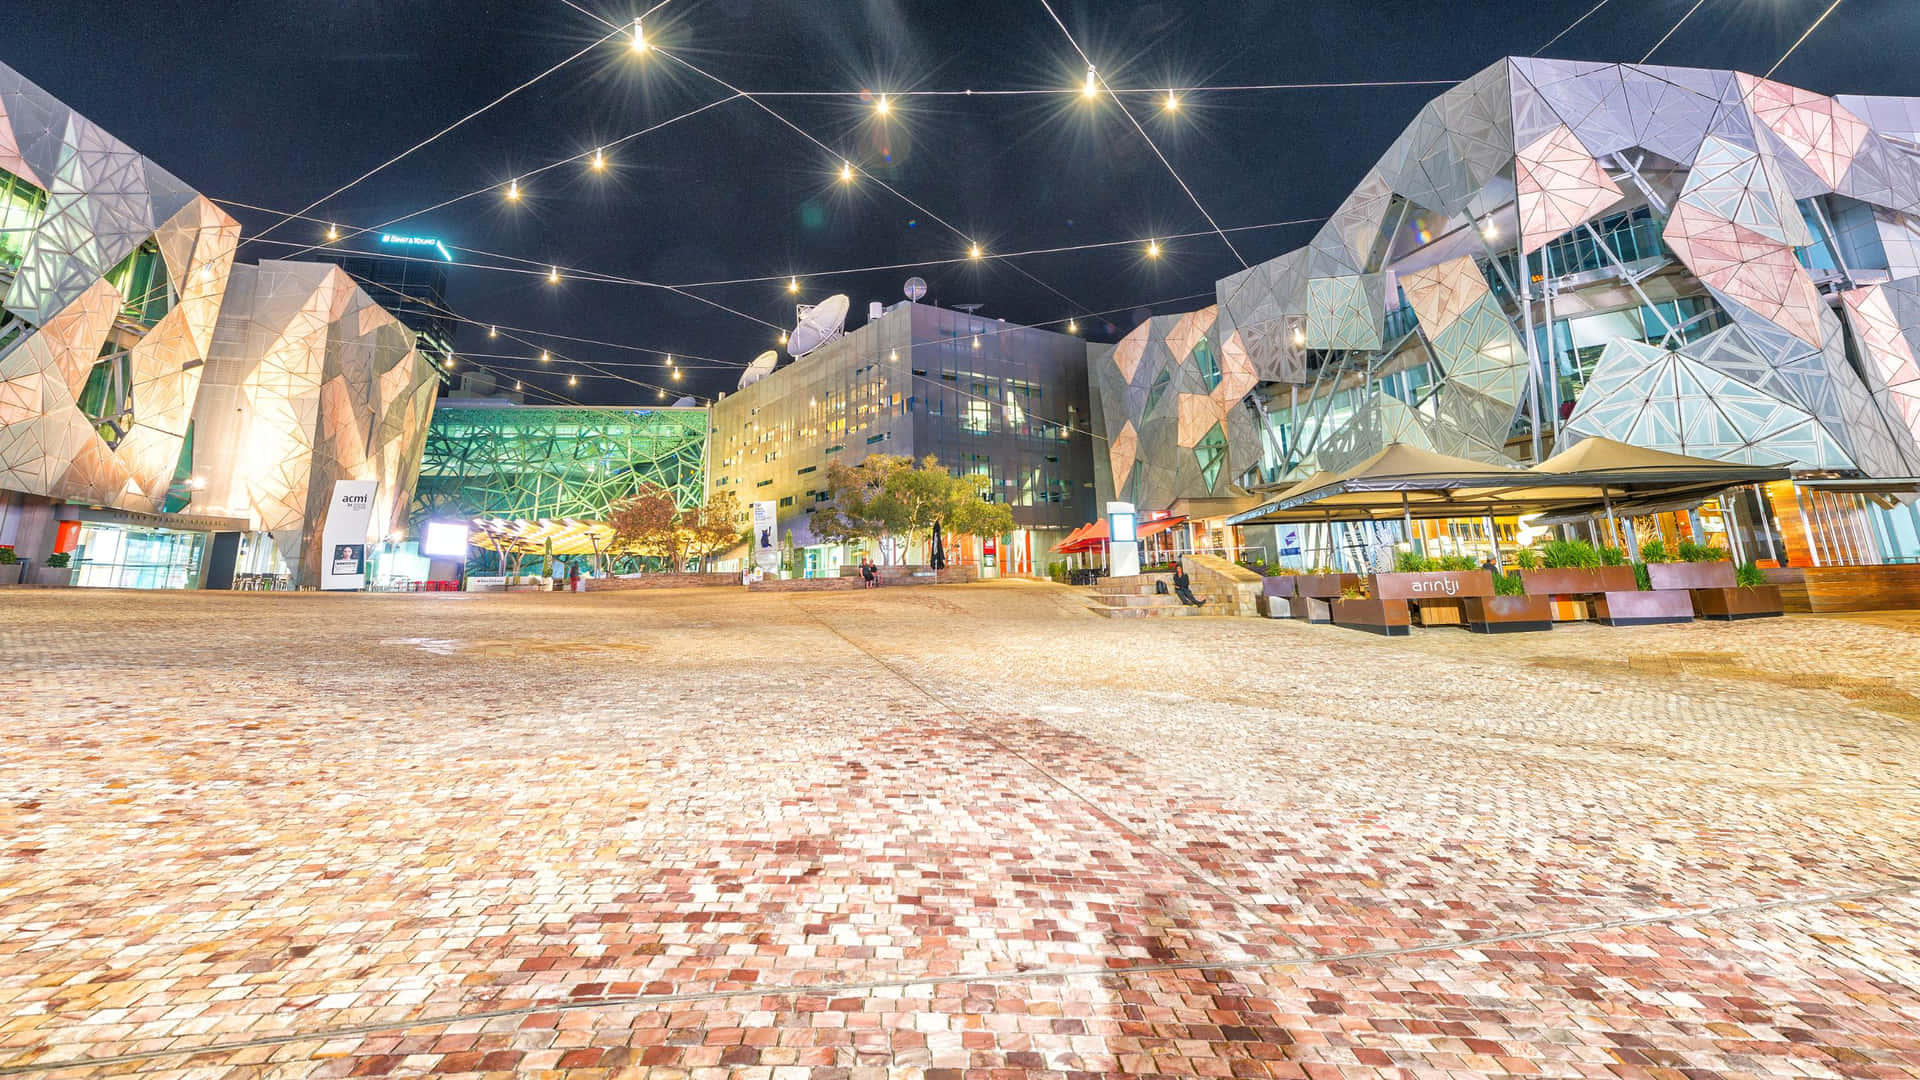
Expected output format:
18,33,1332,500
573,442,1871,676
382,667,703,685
14,0,1920,405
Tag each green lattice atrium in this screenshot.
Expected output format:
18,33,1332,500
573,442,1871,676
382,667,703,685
411,404,708,527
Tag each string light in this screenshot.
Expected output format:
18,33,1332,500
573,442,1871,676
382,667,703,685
1082,65,1099,100
1481,218,1499,239
787,276,799,293
506,178,521,201
631,17,646,52
1164,91,1180,112
1291,326,1306,347
672,368,682,380
665,354,674,366
591,147,605,170
548,265,560,284
1146,239,1161,258
874,93,891,116
779,331,788,345
514,381,522,391
1067,319,1079,334
839,160,854,183
326,223,339,241
488,325,497,338
539,350,551,363
969,242,983,259
569,374,578,386
657,388,666,400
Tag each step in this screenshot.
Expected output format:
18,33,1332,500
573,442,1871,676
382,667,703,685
1093,574,1174,596
1088,592,1187,609
1088,602,1195,618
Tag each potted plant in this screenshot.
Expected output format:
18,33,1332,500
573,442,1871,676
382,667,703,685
1645,539,1735,590
1367,556,1490,629
1463,571,1554,633
0,545,19,586
1692,559,1784,620
1331,580,1412,636
29,551,73,587
1519,538,1637,598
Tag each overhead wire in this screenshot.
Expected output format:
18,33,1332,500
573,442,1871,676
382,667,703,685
1035,0,1248,269
1538,0,1613,52
1764,0,1844,79
1641,0,1711,63
251,27,622,245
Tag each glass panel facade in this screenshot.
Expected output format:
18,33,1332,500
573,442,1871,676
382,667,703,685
73,524,207,589
0,166,47,270
103,239,174,326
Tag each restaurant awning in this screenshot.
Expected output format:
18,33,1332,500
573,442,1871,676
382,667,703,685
1226,439,1793,526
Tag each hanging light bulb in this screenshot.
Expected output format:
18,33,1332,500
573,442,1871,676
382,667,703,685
839,160,854,183
548,266,560,284
1147,239,1161,258
506,179,521,201
969,242,983,260
672,368,682,381
631,17,647,52
591,147,605,171
1291,325,1306,347
665,354,674,367
514,380,522,391
657,388,667,400
787,276,799,294
779,331,788,345
326,223,339,241
1481,218,1498,239
1082,65,1099,99
539,351,551,364
875,93,891,116
1067,319,1079,334
569,374,578,386
446,355,456,369
488,325,497,338
1164,90,1180,112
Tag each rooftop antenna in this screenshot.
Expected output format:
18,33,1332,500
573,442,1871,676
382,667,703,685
787,293,850,357
954,303,984,315
737,349,778,389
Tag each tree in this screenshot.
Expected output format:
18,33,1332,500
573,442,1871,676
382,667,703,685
816,453,1016,564
607,483,684,568
682,490,742,571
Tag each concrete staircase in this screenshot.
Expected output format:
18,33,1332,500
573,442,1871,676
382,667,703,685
1084,573,1196,618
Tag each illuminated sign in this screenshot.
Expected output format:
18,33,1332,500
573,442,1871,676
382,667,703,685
422,520,472,558
379,234,453,262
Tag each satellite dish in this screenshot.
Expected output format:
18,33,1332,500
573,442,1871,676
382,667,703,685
954,303,983,315
737,349,778,390
903,277,927,302
671,395,695,407
788,293,849,357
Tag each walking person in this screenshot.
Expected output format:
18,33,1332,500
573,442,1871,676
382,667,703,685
860,556,879,589
1170,560,1206,607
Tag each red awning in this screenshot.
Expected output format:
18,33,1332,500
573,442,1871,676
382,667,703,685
1054,520,1110,554
1135,515,1188,539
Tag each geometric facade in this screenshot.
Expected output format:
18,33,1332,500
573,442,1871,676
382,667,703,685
187,261,439,585
1097,57,1920,512
0,60,240,513
413,403,709,526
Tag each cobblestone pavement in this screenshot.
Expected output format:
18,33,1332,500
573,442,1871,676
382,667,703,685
1,582,1916,1079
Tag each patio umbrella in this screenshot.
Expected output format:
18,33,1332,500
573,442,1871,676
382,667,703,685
930,521,946,569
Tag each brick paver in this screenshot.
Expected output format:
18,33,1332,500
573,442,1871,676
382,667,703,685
0,582,1915,1078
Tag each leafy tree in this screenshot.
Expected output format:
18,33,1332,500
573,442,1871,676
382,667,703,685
682,490,743,571
816,453,1013,564
607,483,685,569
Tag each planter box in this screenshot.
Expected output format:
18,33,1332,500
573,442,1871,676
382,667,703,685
1331,595,1411,636
1692,585,1784,620
28,566,72,587
1462,594,1554,633
1648,561,1735,590
1520,566,1637,596
1592,590,1694,626
0,563,20,585
1369,570,1494,601
1290,595,1334,624
1413,598,1468,627
1294,572,1360,598
1260,576,1299,598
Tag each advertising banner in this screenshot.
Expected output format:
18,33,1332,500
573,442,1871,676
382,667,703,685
320,479,379,590
1280,527,1301,557
750,500,779,572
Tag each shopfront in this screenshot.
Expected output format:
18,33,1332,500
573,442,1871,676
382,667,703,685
59,507,246,590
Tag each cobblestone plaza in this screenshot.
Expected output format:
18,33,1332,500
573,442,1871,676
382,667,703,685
3,584,1918,1078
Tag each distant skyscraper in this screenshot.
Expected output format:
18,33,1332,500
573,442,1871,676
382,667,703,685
311,234,459,387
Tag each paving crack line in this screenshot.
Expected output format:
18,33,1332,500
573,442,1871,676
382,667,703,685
8,880,1913,1076
793,600,1319,956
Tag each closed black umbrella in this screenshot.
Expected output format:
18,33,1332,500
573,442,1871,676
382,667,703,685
930,521,946,570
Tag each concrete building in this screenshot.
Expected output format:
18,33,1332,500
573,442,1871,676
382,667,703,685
708,300,1094,576
1093,57,1920,567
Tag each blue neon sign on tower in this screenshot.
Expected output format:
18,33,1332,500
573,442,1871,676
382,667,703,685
378,234,453,262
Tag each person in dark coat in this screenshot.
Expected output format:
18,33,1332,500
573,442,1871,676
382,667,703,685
859,557,879,588
1170,562,1205,606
